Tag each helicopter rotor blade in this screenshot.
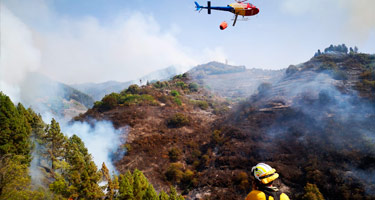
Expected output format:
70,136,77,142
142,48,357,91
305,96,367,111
207,1,211,14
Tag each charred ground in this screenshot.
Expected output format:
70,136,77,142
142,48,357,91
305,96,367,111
75,52,375,200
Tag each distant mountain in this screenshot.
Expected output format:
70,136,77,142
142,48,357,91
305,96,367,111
71,81,133,101
139,66,180,84
19,73,94,120
188,61,285,100
71,66,180,101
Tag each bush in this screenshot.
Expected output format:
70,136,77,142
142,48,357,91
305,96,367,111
165,163,184,183
194,100,209,110
168,148,181,162
302,183,325,200
174,97,182,106
211,130,224,145
124,84,140,94
153,81,169,89
181,169,195,188
97,93,121,111
171,90,180,97
189,83,199,92
167,113,189,128
119,94,156,105
176,81,188,89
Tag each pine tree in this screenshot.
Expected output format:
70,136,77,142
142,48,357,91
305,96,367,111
0,93,32,163
133,169,149,200
143,183,158,200
101,162,114,200
159,191,169,200
60,135,103,199
44,119,66,171
119,171,134,199
168,187,184,200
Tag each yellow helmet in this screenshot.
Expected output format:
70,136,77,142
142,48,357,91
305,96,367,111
251,163,279,185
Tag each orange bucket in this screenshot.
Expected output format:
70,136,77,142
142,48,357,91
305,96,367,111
220,21,228,30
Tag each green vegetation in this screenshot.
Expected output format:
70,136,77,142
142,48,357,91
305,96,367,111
168,148,182,162
188,83,199,92
153,81,169,89
0,92,184,200
174,97,182,106
302,183,325,200
171,90,180,97
94,92,157,111
176,81,188,90
167,113,190,128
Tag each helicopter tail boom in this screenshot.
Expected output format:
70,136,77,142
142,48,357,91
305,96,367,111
194,1,202,11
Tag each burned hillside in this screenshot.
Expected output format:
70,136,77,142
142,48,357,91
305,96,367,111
75,52,375,200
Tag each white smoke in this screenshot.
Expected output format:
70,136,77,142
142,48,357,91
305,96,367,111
1,0,227,84
0,5,41,102
62,120,127,173
0,3,128,179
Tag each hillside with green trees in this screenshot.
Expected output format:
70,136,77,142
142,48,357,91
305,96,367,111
0,92,183,200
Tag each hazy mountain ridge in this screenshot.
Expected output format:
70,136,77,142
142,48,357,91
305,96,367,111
71,80,133,102
188,61,285,100
71,66,180,101
19,73,94,120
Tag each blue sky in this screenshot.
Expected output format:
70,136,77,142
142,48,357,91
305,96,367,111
1,0,375,84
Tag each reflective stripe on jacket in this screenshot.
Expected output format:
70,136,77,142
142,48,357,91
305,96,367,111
245,190,290,200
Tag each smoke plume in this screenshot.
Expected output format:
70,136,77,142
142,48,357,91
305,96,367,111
62,120,127,173
0,5,41,102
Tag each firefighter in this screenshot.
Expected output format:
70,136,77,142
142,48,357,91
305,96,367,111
245,163,290,200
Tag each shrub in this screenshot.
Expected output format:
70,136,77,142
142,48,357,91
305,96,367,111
302,183,325,200
165,163,184,183
181,169,195,188
124,84,140,94
174,97,182,106
176,81,188,89
189,83,199,92
168,148,181,162
194,100,209,110
167,113,189,128
153,81,169,89
211,130,224,145
171,90,180,97
234,171,249,192
98,93,121,111
119,94,156,105
173,75,183,80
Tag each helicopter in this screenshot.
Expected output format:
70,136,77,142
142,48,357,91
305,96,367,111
195,0,259,28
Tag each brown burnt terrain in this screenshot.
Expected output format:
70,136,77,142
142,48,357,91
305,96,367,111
75,52,375,200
